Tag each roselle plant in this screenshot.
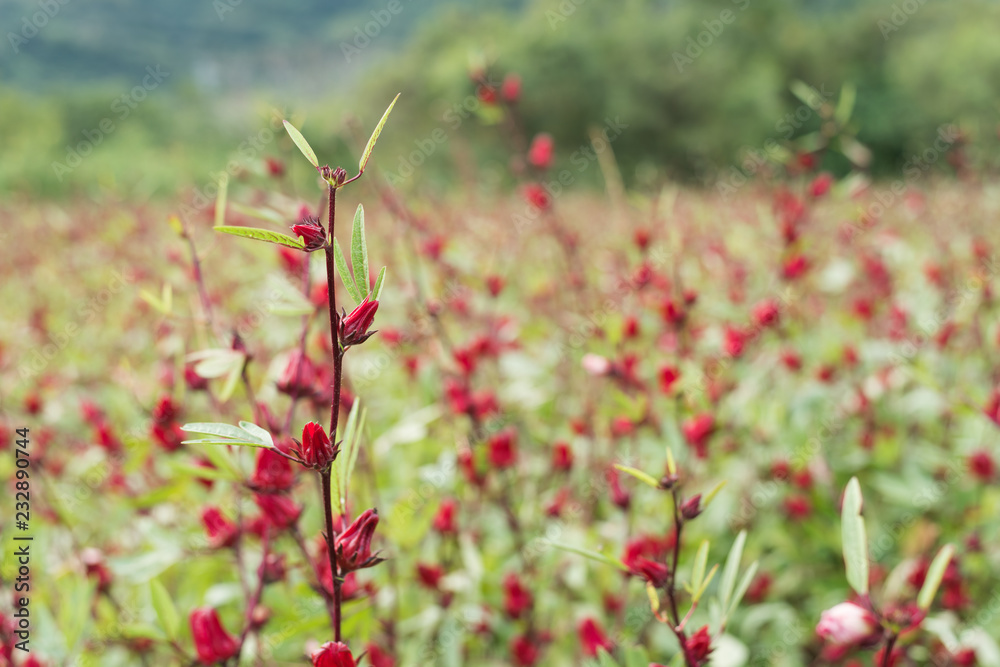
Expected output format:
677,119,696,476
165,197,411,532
181,94,400,666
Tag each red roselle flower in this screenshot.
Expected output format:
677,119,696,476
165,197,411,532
201,507,238,549
251,443,295,492
335,508,382,572
606,467,631,511
254,493,301,531
293,422,338,471
628,557,669,588
968,449,996,482
682,414,715,459
502,573,533,619
488,428,518,468
524,183,550,210
527,133,554,170
339,297,379,348
816,602,881,645
578,617,613,657
291,217,327,252
552,441,574,472
684,626,714,665
659,365,681,393
432,498,458,535
276,349,317,396
311,641,357,667
189,607,240,665
501,73,521,104
680,494,703,520
416,562,445,589
510,635,540,666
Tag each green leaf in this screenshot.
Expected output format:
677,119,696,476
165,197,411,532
719,531,747,613
372,266,386,300
597,649,619,667
790,80,824,110
551,543,629,571
841,477,869,595
727,560,759,618
694,563,719,602
917,544,954,610
351,204,369,294
333,238,363,305
150,579,180,639
188,348,245,379
691,540,709,595
331,399,365,516
835,82,856,126
238,421,274,447
180,422,273,449
701,480,727,509
624,646,650,667
214,225,305,250
614,463,661,489
283,119,319,168
358,93,400,174
214,173,228,228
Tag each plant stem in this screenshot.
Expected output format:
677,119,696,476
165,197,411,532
321,469,342,641
881,634,897,667
320,182,347,642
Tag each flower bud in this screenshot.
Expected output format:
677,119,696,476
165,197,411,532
680,494,703,520
189,607,240,665
339,297,379,348
816,602,881,645
201,506,238,549
291,217,327,252
311,641,357,667
335,508,381,572
294,422,338,471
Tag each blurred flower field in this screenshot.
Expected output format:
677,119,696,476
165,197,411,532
1,83,1000,667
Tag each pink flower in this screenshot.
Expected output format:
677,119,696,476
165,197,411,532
816,602,880,645
582,354,611,376
501,74,522,104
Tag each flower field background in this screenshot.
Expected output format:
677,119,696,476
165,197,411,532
2,1,1000,666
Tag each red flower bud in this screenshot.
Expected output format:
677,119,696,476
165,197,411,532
682,414,715,459
680,494,703,520
551,441,574,472
527,133,554,170
189,607,240,665
295,422,338,471
201,507,238,549
488,428,518,469
335,508,381,572
502,573,533,619
276,350,317,397
251,443,295,493
578,617,613,657
684,626,713,665
254,493,301,531
432,498,458,535
501,74,521,104
291,217,327,252
339,297,379,348
629,556,669,588
311,641,357,667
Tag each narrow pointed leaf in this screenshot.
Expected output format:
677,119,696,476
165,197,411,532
694,563,719,602
702,480,727,509
646,582,660,615
719,531,747,613
230,202,287,227
691,540,709,595
614,464,661,489
917,544,954,610
351,204,369,293
551,543,628,571
283,120,319,168
150,579,180,639
214,226,305,250
358,93,400,174
214,173,228,228
666,447,677,476
841,477,869,595
727,560,759,618
333,238,363,304
372,266,386,300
